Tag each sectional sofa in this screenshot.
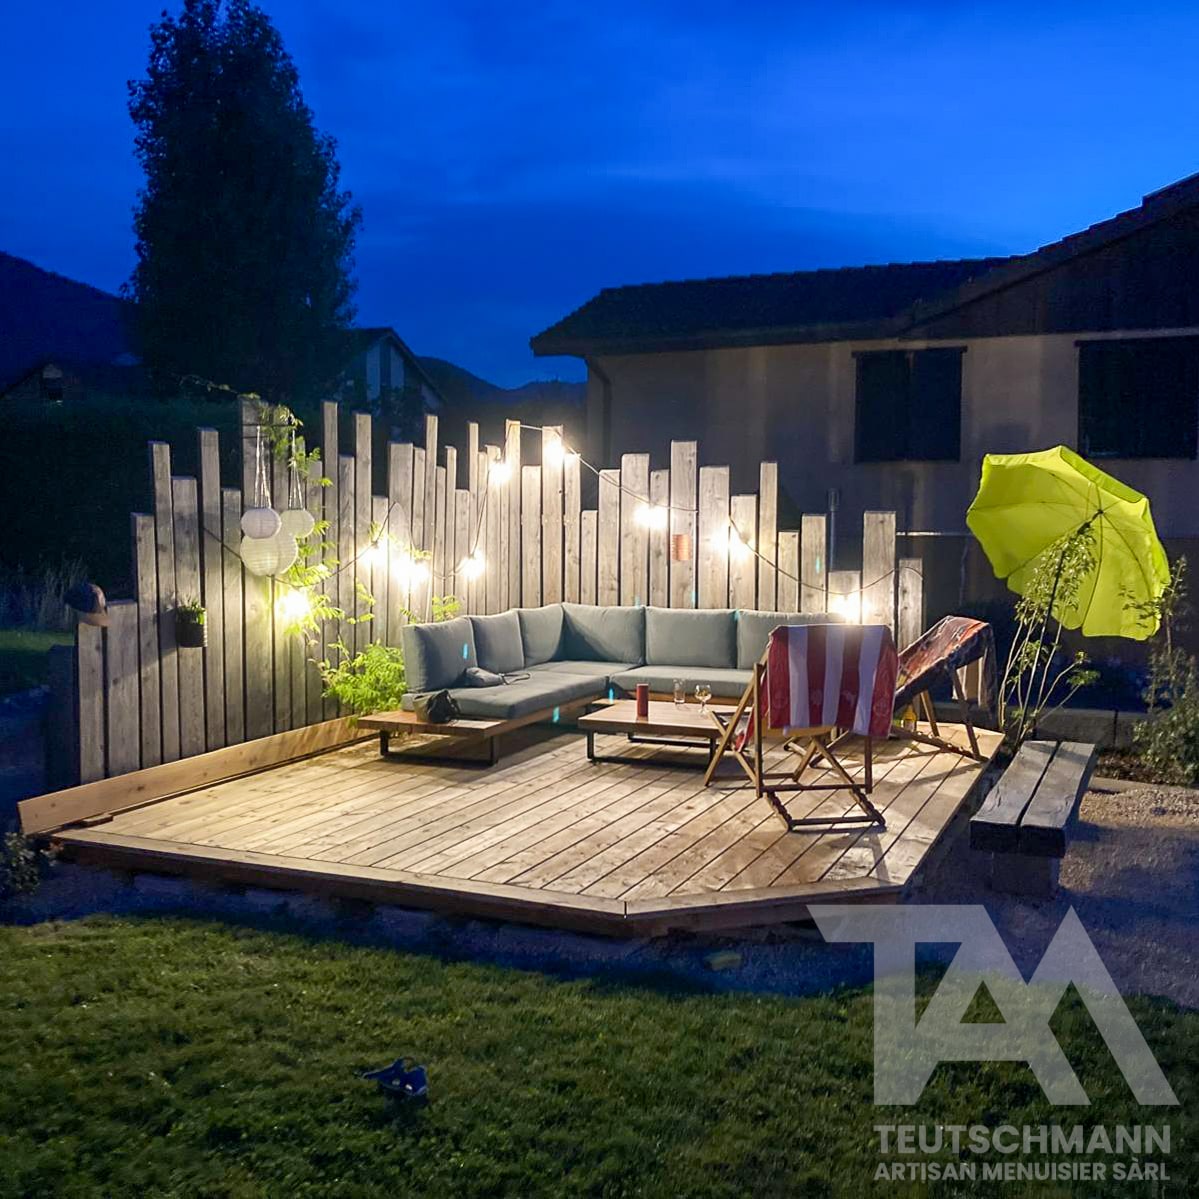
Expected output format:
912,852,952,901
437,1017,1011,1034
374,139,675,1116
399,603,840,722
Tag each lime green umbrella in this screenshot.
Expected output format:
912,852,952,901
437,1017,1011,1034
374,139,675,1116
966,445,1169,640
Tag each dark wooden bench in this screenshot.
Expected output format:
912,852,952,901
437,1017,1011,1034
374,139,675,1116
970,740,1097,897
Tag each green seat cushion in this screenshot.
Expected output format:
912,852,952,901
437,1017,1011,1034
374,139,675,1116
529,660,636,680
561,603,645,663
735,610,843,670
400,616,478,692
610,665,752,699
447,672,605,720
516,604,564,666
645,606,736,668
469,611,525,674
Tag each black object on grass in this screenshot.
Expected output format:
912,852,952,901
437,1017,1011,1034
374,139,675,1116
359,1058,429,1100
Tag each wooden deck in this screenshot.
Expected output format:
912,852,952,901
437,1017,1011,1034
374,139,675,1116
53,723,1003,935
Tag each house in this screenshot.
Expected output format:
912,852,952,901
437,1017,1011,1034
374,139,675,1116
340,326,444,410
531,173,1199,580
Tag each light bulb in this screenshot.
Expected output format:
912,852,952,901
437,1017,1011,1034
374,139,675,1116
277,588,311,621
636,503,669,530
543,437,565,467
460,552,485,579
490,460,511,486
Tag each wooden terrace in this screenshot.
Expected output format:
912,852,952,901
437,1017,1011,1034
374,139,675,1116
34,720,1003,936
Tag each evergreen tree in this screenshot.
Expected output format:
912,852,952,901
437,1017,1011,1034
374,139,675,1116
127,0,361,402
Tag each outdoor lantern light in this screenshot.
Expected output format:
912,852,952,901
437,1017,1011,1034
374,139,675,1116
241,506,281,540
279,506,316,540
240,532,282,576
635,503,669,530
361,540,384,571
276,587,311,622
489,459,511,486
271,530,298,574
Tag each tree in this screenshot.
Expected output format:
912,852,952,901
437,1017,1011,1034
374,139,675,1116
126,0,361,403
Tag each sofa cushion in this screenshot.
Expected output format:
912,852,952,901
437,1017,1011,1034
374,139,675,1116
529,660,635,680
446,672,604,720
736,610,843,670
400,616,478,692
645,606,736,668
516,604,564,666
610,665,752,699
469,611,525,674
561,603,645,663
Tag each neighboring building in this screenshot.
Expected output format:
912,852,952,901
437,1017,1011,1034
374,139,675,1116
340,327,444,414
531,173,1199,561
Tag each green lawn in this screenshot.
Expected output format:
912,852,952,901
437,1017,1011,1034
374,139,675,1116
0,629,74,695
0,916,1194,1198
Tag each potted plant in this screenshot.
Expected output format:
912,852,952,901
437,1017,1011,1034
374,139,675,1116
176,598,208,649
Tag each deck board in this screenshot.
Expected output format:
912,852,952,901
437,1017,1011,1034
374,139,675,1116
52,724,1003,934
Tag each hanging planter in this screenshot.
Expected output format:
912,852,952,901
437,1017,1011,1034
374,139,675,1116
176,599,208,649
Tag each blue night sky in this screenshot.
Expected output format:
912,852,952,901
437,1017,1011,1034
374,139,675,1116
3,2,1198,387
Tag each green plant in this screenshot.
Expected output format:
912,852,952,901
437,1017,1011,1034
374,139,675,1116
0,833,44,901
1132,558,1199,784
317,640,407,715
431,593,461,622
176,597,206,621
998,526,1100,744
0,559,89,631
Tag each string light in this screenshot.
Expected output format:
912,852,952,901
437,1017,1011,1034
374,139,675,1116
635,503,669,530
543,436,565,467
489,459,512,486
276,587,312,622
460,551,485,580
360,540,385,571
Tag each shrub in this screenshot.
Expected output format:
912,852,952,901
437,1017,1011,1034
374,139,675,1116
1132,558,1199,784
0,560,88,630
318,640,407,716
0,833,44,901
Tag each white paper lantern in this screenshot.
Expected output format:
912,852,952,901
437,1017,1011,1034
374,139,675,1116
240,533,282,577
241,506,281,539
279,507,316,540
271,530,299,573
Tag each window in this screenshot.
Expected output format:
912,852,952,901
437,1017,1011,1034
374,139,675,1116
854,348,963,462
1078,337,1199,459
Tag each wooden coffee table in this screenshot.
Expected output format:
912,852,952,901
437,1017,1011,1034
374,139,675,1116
578,699,734,769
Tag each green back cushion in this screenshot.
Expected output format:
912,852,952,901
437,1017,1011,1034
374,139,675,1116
645,607,736,667
735,610,842,669
400,616,478,692
469,611,525,674
561,603,645,663
516,604,565,666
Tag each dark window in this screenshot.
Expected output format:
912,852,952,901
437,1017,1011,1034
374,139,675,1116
1078,337,1199,459
855,348,963,462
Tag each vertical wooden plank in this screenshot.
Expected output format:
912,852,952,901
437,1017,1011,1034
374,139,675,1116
697,465,729,609
440,446,457,613
431,466,447,619
77,623,104,783
270,442,289,735
371,494,390,646
354,412,373,650
485,446,503,614
505,420,521,610
221,488,246,744
729,494,758,610
387,442,414,630
563,449,581,603
801,514,828,614
898,557,925,650
198,428,226,750
466,422,479,614
320,402,340,713
580,510,598,606
104,601,139,777
454,490,471,604
862,510,897,632
305,459,325,725
150,441,181,763
423,413,438,554
777,530,800,611
471,450,487,614
828,569,862,623
597,468,620,606
648,469,669,608
132,513,162,768
757,462,778,612
619,452,650,606
172,476,206,756
669,441,698,609
336,451,355,661
541,426,564,605
521,465,542,607
412,446,429,617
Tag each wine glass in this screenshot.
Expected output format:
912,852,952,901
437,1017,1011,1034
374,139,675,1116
694,683,712,713
673,679,687,707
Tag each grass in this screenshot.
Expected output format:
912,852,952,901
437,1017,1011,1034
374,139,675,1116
0,915,1194,1197
0,629,74,695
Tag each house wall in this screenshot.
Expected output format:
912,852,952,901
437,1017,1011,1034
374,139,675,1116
586,326,1199,542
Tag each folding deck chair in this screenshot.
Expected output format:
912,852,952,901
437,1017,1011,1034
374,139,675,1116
892,615,996,761
703,623,898,832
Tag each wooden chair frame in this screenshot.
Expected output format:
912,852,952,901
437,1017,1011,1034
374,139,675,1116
892,668,983,760
702,656,885,832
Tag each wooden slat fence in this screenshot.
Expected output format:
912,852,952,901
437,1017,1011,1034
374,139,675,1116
55,401,925,784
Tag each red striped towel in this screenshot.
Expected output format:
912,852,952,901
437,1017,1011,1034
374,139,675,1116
749,623,898,739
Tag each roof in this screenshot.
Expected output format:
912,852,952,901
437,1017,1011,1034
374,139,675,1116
0,251,133,389
345,325,444,402
530,171,1199,357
